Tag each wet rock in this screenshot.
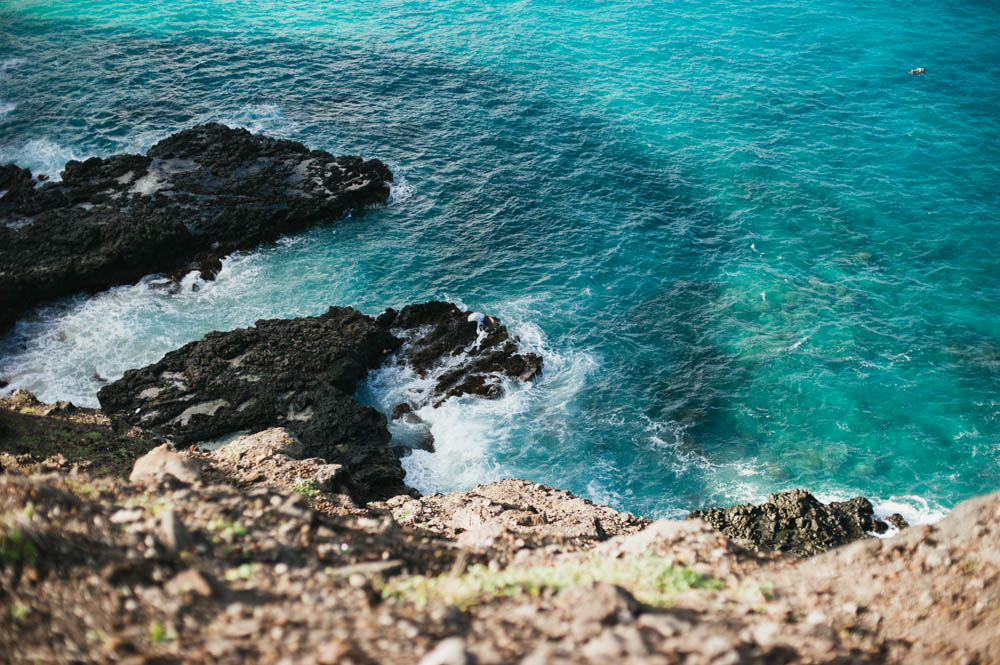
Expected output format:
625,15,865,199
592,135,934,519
688,489,885,557
0,123,392,330
378,301,543,406
391,403,413,420
886,513,910,530
100,302,542,501
101,307,403,501
129,443,202,486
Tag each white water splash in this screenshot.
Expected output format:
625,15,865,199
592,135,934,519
0,138,81,181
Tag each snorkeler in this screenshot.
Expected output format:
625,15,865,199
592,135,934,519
908,67,926,75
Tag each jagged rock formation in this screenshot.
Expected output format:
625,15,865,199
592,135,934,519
688,488,909,556
0,124,392,330
97,302,542,501
97,306,404,500
377,301,543,408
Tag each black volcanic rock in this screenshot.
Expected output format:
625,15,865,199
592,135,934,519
98,306,404,501
98,302,543,502
0,124,392,330
688,489,893,557
379,301,543,406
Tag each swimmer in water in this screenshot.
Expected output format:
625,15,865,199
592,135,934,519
908,67,925,75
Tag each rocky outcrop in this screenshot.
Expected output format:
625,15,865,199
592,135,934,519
199,428,350,499
97,302,542,501
383,479,649,560
0,123,392,330
688,489,909,557
378,301,543,408
97,306,404,501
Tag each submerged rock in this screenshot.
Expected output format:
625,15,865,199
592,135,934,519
688,489,896,557
98,302,542,501
0,123,392,330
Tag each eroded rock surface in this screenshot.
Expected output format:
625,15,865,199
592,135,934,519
97,302,543,501
198,428,349,499
5,441,996,665
688,488,908,557
379,301,543,407
0,123,392,329
383,479,649,559
98,307,404,501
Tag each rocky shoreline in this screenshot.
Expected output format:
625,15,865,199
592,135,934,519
1,391,997,665
96,301,542,502
1,128,996,664
0,124,391,330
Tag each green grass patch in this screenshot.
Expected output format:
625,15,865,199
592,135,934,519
292,480,321,498
379,554,723,609
0,528,37,567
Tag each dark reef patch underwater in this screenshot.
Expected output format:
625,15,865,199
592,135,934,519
1,0,999,520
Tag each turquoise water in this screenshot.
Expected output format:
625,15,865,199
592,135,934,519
2,0,998,520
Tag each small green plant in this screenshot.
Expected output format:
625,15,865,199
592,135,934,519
206,518,247,538
0,529,37,566
85,431,104,442
149,621,168,643
380,553,723,609
86,628,108,644
10,604,28,619
292,480,321,499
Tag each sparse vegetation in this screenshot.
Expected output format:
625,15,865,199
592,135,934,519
380,554,723,609
149,621,168,643
292,479,321,498
0,528,37,566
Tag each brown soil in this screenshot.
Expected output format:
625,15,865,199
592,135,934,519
1,395,997,665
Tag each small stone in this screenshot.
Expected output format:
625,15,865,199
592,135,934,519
165,569,215,597
129,443,201,485
418,637,472,665
158,509,191,550
110,508,145,524
317,639,348,665
750,621,783,647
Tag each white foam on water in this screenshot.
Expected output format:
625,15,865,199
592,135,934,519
388,175,414,205
358,303,597,495
0,101,15,119
812,489,949,537
870,495,949,534
1,58,26,72
0,138,81,181
217,103,298,138
0,258,251,408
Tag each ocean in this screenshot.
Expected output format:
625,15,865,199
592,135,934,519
2,0,998,522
